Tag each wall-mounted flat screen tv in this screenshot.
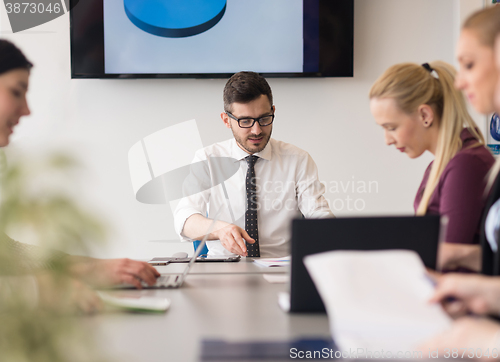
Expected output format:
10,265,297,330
70,0,354,79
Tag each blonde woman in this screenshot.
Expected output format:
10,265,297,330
417,7,500,355
454,5,500,276
370,61,494,271
429,5,500,314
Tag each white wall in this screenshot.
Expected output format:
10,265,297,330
0,0,484,258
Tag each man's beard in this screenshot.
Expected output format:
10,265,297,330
231,126,272,154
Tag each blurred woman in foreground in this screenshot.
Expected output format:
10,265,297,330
0,39,160,313
421,6,500,356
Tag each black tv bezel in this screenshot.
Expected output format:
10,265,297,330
70,0,354,79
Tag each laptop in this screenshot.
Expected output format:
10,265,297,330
289,215,444,312
140,210,225,289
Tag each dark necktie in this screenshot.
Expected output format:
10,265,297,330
245,155,260,257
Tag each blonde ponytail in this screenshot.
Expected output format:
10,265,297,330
369,61,484,215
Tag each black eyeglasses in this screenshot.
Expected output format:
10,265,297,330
226,111,275,128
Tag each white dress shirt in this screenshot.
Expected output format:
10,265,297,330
174,138,333,257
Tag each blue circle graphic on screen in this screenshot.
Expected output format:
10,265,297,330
124,0,227,38
491,113,500,142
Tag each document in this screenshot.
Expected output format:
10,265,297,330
253,256,290,267
304,250,451,354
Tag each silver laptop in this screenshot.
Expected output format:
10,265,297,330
144,209,223,289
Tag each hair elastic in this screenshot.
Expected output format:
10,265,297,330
421,63,439,79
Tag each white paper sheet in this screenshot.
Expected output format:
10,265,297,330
304,250,451,355
253,256,290,267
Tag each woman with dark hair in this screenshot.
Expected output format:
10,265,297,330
0,40,160,312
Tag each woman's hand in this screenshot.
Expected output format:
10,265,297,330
430,274,500,317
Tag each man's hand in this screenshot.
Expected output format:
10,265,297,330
213,223,255,256
429,274,500,317
68,258,160,289
182,214,255,256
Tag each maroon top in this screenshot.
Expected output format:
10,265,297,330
414,128,495,244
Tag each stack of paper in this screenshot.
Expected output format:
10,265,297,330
253,256,290,267
304,250,451,354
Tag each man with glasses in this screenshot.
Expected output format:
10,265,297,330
174,71,333,258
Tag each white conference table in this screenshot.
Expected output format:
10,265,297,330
88,259,331,362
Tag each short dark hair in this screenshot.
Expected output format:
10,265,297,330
223,71,273,112
0,39,33,75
